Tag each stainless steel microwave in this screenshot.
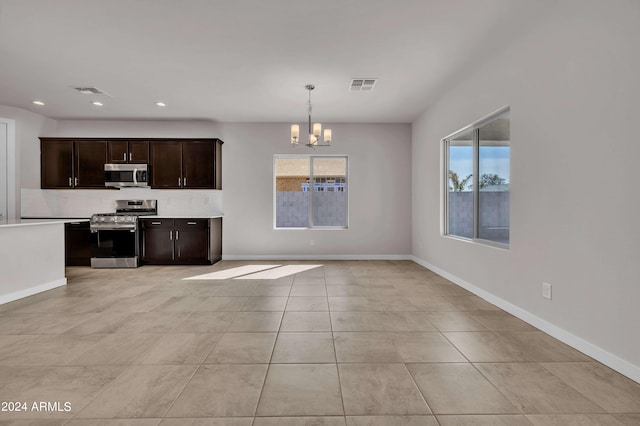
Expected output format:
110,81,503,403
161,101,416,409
104,164,149,188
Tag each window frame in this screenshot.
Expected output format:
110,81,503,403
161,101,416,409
273,154,349,230
442,106,510,249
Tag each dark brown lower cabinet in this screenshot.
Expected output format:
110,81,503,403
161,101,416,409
141,219,175,263
174,219,209,264
141,218,221,265
65,221,95,266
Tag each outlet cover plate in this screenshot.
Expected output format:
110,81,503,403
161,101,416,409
542,282,552,300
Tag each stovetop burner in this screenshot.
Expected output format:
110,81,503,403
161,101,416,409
90,200,157,229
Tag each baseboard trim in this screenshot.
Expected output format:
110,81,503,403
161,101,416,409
0,278,67,306
222,254,414,261
410,255,640,384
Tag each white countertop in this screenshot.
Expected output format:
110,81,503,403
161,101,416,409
2,215,222,229
0,218,90,229
142,215,224,219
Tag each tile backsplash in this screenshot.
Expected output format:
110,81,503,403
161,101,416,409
21,188,223,218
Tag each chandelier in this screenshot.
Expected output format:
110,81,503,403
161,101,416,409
290,84,332,147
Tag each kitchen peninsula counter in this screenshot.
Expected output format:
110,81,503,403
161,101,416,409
142,215,223,219
0,218,89,228
0,219,87,304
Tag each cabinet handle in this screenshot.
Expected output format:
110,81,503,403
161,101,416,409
183,177,187,187
123,152,126,161
176,230,179,240
151,221,161,225
169,230,173,240
178,177,181,187
68,177,72,187
129,152,132,161
74,177,78,186
187,221,197,225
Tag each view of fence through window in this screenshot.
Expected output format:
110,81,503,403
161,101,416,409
275,156,348,228
446,110,510,245
448,130,474,239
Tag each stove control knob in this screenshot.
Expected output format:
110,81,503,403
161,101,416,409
99,216,105,222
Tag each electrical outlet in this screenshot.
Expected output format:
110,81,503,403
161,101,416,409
542,282,552,300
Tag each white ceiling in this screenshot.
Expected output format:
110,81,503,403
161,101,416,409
0,0,554,123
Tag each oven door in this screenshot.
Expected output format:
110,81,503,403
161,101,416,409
91,229,140,268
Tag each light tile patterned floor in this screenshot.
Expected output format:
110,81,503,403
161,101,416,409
0,260,639,425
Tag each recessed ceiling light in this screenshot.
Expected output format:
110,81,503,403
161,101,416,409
91,101,103,106
32,100,45,106
155,102,167,107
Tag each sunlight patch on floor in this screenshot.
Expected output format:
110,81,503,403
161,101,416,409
234,264,323,279
183,264,281,280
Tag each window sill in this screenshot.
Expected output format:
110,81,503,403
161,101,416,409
275,226,348,231
442,234,509,250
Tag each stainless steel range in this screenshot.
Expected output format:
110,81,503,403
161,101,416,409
90,200,157,268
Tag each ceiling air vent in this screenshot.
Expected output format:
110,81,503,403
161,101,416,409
349,79,377,91
73,87,107,95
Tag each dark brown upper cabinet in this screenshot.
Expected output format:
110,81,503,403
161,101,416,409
150,141,183,188
183,140,215,188
150,139,221,189
107,140,149,164
41,140,74,188
74,141,108,187
40,138,107,188
41,138,221,190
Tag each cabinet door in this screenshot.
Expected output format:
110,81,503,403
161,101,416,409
175,221,209,264
182,141,215,188
142,228,175,264
150,141,182,188
129,141,149,163
75,141,107,188
41,140,74,188
107,141,128,163
65,222,95,266
215,140,222,190
210,217,222,264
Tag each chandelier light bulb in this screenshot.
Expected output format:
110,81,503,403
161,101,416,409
291,124,300,144
324,129,332,143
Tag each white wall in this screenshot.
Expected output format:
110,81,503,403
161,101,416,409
220,122,412,258
0,105,57,217
412,0,640,379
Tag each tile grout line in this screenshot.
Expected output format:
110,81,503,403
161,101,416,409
535,361,610,414
251,274,292,421
326,269,348,421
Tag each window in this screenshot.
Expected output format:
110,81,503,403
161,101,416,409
274,155,348,228
444,107,510,246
